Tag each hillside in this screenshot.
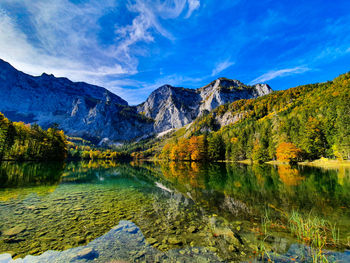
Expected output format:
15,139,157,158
133,72,350,162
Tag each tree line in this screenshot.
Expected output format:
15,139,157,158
68,143,131,161
158,72,350,163
0,113,67,161
0,112,131,162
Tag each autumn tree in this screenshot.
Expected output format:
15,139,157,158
188,135,207,161
276,142,302,163
0,112,67,161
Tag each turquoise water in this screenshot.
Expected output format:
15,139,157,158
0,161,349,262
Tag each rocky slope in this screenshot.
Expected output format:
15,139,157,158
137,78,272,132
0,59,153,142
0,58,272,142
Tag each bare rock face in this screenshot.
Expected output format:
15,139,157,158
137,85,202,132
0,58,272,142
0,59,153,142
138,78,272,133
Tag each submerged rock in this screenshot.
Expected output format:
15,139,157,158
3,225,26,236
146,237,158,245
188,226,199,233
73,247,98,260
167,237,183,245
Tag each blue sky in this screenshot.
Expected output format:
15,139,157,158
0,0,349,104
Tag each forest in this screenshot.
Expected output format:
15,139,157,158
0,113,131,162
155,72,350,163
67,137,131,161
0,113,67,161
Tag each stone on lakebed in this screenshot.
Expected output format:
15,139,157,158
3,225,27,236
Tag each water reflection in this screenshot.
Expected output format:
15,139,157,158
0,162,64,188
0,161,349,262
154,161,350,219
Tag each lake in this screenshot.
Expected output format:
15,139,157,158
0,161,349,262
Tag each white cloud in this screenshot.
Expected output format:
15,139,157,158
0,0,201,94
211,60,235,76
250,66,311,84
115,0,201,62
186,0,200,18
0,0,131,85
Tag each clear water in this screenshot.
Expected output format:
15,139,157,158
0,161,349,262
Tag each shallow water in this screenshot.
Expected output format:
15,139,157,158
0,161,349,262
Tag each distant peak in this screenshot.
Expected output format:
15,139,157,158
41,72,55,78
159,84,173,89
200,77,246,91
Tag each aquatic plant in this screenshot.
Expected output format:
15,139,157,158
288,211,339,248
287,211,341,263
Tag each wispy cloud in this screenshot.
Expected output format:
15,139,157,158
0,0,130,85
250,66,311,84
186,0,200,18
109,73,205,105
0,0,201,89
211,60,235,76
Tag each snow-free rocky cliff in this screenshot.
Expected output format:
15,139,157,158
0,59,272,142
0,59,153,142
137,78,272,132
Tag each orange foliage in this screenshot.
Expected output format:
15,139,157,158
162,135,206,161
278,165,305,186
276,142,302,163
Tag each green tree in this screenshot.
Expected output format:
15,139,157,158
208,133,225,161
300,117,327,159
251,140,268,163
334,101,350,159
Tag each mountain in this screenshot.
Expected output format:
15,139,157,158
157,72,350,162
0,58,272,142
137,78,272,132
0,59,153,142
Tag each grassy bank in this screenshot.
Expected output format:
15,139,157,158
298,158,350,169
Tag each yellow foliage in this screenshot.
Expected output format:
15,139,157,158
276,142,302,163
278,165,305,186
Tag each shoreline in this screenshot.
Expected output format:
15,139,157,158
132,158,350,169
297,158,350,169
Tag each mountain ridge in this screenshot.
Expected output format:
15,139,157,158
137,78,272,132
0,59,153,142
0,58,272,142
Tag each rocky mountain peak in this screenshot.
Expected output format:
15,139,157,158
0,59,152,142
253,83,272,96
138,78,273,133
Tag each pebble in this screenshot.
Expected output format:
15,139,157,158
192,248,199,254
